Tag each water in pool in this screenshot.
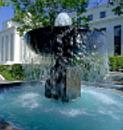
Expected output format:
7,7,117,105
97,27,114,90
0,83,123,130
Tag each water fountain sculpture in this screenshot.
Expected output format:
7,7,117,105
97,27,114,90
25,12,108,101
0,13,123,130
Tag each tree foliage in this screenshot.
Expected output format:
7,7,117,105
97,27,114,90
0,0,10,7
8,0,88,35
109,0,123,15
0,0,4,6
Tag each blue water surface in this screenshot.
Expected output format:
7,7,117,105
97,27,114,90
0,83,123,130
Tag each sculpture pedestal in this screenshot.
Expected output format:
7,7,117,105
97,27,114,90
65,67,81,100
45,66,81,102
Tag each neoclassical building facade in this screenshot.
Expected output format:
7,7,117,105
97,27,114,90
0,21,23,64
0,20,35,64
84,3,123,55
0,3,123,64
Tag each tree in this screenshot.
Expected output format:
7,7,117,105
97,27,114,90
0,0,4,6
8,0,88,36
109,0,123,15
0,0,10,7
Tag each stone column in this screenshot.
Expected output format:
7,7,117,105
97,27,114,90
3,36,6,62
10,33,15,62
8,35,11,61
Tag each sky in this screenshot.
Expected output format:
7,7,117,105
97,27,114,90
0,0,108,31
0,5,14,30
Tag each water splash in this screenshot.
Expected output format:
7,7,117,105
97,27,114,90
24,28,109,82
22,46,55,81
74,30,109,82
18,93,40,109
0,85,123,130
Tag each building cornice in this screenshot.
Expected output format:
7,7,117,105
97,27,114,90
0,26,16,34
86,3,118,11
89,15,123,25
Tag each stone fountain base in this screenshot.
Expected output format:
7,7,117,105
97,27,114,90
45,66,81,102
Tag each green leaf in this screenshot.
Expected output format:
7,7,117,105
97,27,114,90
10,0,88,35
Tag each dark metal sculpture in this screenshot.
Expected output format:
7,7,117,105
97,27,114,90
25,13,107,101
25,25,88,101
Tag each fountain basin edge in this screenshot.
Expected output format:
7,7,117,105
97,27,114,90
0,80,123,92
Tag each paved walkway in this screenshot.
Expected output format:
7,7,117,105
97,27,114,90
108,71,123,85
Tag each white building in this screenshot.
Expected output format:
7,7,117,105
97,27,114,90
0,3,123,64
84,3,123,55
0,20,35,64
0,20,23,64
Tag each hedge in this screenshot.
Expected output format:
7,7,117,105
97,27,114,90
0,56,123,80
0,64,24,80
0,64,49,81
109,56,123,71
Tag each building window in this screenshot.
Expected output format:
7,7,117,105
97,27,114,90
100,11,106,18
88,14,93,21
100,28,106,33
114,25,121,55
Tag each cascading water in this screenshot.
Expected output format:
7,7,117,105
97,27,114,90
22,48,55,81
23,12,110,101
79,30,109,82
24,28,109,82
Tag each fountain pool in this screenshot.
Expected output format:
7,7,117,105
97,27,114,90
0,83,123,130
0,12,121,130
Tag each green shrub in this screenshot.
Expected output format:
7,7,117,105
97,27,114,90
0,56,123,80
0,64,24,80
109,56,123,71
11,64,24,80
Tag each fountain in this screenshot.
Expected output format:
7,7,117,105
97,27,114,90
25,12,108,101
0,13,123,130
